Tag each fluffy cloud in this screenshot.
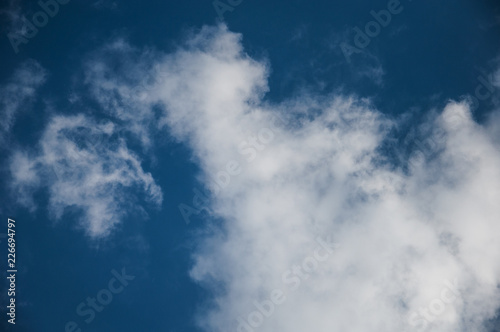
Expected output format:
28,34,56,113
0,59,46,143
69,24,500,331
10,114,162,238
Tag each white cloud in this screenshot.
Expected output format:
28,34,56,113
82,39,163,148
0,59,46,143
10,114,162,238
76,24,500,331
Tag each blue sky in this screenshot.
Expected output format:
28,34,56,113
1,1,500,332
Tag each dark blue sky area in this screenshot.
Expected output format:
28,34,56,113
0,1,499,331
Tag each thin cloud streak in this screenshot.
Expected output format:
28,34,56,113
10,114,162,238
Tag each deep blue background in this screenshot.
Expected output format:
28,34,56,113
0,0,499,331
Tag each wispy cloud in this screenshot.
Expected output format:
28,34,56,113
81,38,162,148
10,114,162,238
0,59,46,144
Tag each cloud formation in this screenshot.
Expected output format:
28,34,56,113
10,114,162,238
0,59,46,143
123,25,500,332
13,24,500,331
